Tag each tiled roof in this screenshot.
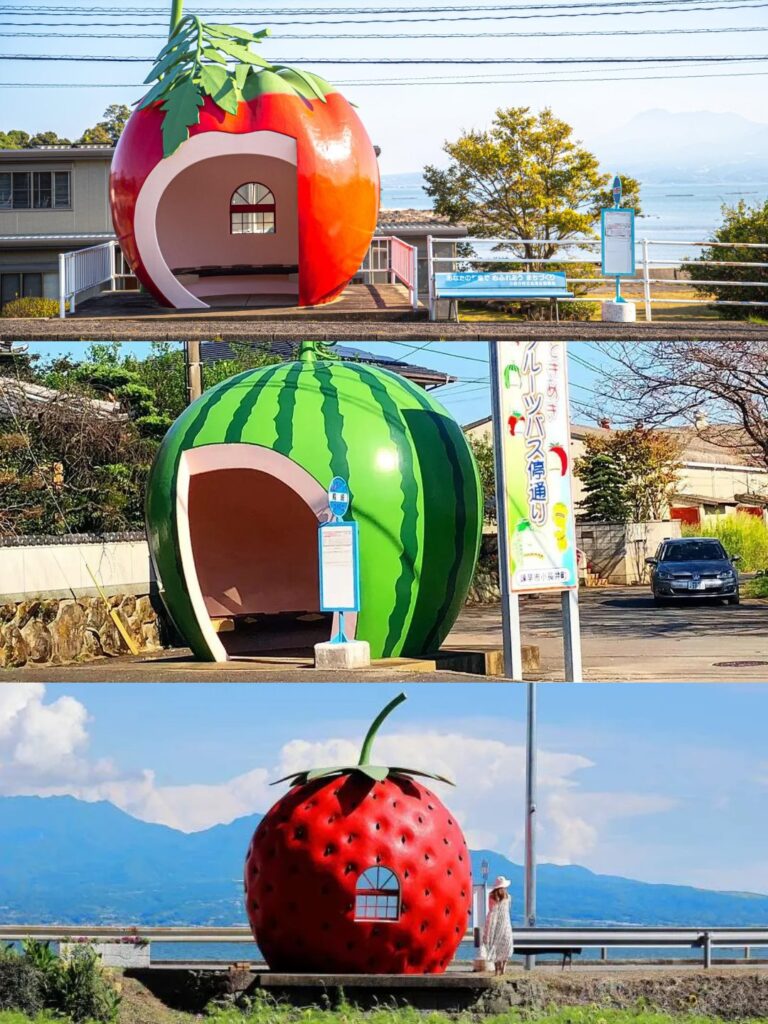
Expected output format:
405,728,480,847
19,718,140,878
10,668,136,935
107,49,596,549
201,341,456,388
571,423,766,469
467,416,767,469
376,209,467,235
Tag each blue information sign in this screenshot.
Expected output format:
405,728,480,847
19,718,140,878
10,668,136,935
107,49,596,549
328,476,350,520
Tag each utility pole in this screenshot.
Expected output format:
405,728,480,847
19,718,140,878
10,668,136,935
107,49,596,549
185,341,202,405
524,681,538,971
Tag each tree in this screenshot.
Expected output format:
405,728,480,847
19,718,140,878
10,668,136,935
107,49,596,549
575,427,682,523
593,341,768,469
30,131,70,147
0,342,283,536
688,199,768,318
576,448,631,522
468,435,496,523
78,105,131,146
0,130,31,150
423,106,641,264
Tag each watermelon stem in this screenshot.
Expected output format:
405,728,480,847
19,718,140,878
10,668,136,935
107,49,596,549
358,692,406,766
298,341,318,363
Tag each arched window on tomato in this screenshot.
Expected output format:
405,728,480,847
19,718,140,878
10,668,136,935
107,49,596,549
230,183,276,235
354,866,400,921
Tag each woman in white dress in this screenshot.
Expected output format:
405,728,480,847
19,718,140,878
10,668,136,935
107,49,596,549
482,875,514,975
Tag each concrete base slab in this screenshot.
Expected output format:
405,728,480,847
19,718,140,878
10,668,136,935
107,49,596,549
314,640,371,670
436,646,540,677
370,656,437,672
601,300,637,322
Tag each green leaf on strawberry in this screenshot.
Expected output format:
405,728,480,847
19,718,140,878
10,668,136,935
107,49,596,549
272,692,455,788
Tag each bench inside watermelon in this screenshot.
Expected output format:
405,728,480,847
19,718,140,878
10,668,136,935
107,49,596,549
145,352,483,661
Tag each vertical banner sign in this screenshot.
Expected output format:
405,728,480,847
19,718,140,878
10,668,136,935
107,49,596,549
497,340,578,592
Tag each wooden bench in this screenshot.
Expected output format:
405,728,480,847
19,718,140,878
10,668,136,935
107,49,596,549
430,271,574,321
172,264,299,277
514,946,582,969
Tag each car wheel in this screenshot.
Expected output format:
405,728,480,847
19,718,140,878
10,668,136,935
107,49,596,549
653,594,666,607
727,593,741,606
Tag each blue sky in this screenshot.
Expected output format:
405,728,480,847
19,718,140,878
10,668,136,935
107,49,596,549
22,340,607,427
3,682,768,895
1,0,766,174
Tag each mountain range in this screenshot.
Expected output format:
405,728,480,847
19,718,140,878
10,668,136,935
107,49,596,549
591,110,768,182
2,796,767,927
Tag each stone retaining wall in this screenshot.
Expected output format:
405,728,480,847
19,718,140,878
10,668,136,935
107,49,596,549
0,594,162,669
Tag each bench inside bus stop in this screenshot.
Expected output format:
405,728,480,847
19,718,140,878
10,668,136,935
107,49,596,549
429,270,574,321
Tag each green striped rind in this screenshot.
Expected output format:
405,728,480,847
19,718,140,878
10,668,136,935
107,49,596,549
145,360,482,660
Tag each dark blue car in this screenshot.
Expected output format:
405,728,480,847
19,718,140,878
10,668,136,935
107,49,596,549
645,537,741,606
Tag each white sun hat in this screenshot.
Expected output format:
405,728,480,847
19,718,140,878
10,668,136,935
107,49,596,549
491,875,512,890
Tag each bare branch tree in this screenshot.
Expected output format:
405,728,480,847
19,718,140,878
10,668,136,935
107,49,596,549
592,341,768,468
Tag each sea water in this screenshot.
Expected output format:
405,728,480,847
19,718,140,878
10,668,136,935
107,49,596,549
380,174,768,263
148,940,768,965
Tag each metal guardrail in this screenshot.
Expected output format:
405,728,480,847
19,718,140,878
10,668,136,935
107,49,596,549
4,925,768,969
426,235,768,322
58,240,118,319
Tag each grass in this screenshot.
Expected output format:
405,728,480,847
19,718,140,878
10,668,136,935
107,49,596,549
744,575,768,599
456,284,720,322
205,1000,768,1024
682,513,768,574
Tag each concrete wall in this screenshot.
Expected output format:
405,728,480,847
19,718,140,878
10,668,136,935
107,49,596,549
576,520,682,585
0,537,152,602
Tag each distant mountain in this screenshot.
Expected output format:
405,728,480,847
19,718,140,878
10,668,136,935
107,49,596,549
2,796,768,927
592,110,768,182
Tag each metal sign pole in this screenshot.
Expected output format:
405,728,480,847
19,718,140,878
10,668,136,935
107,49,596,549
488,341,524,680
524,680,538,971
560,342,583,682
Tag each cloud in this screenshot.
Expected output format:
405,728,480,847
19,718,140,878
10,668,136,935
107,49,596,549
0,684,92,777
0,687,675,854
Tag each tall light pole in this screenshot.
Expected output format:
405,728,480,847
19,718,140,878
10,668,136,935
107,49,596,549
524,681,537,971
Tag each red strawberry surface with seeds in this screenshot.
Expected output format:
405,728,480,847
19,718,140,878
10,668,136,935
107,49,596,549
244,694,471,974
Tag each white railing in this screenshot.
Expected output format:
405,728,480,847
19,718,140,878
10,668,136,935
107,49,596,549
58,240,118,318
3,924,768,969
359,235,419,310
427,235,768,322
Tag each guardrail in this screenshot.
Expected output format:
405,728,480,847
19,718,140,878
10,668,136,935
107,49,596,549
4,924,768,969
58,241,118,319
359,235,419,310
426,235,768,322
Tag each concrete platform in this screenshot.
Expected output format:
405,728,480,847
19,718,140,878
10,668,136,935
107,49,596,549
3,314,767,343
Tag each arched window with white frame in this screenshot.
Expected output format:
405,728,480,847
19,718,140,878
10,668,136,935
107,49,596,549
230,182,276,235
354,866,400,921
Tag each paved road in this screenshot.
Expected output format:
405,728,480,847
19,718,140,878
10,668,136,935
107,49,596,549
5,586,767,683
450,586,768,681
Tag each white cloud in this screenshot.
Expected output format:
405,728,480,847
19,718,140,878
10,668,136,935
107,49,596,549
0,687,675,855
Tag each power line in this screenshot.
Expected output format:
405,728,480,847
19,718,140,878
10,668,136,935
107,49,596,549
1,0,758,13
2,0,766,23
4,23,766,38
3,68,768,86
3,53,765,64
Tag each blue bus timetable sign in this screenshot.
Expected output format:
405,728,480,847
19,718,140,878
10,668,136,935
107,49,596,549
328,476,350,520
